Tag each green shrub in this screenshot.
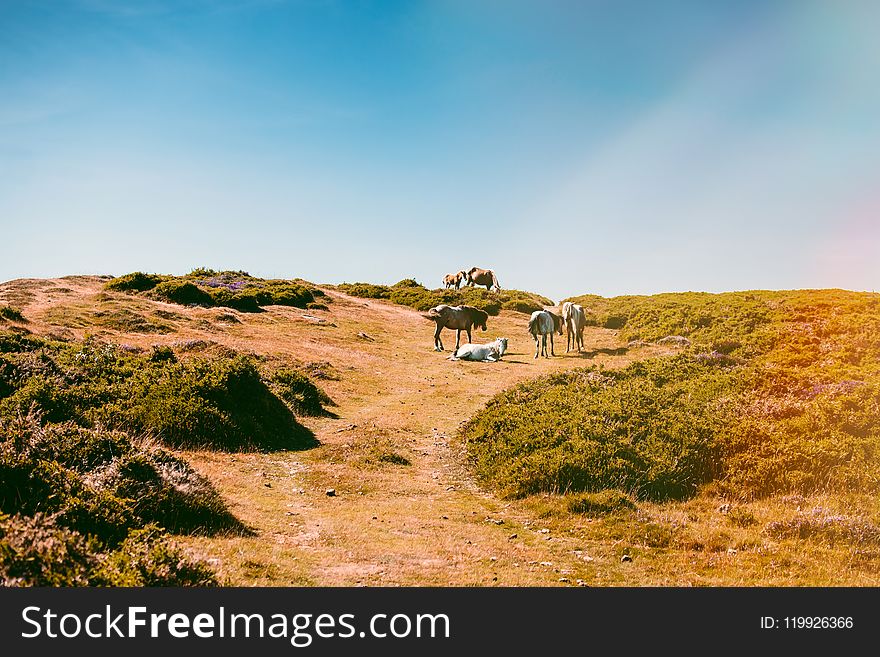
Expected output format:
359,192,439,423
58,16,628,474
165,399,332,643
338,280,551,316
150,345,177,363
463,289,880,504
0,513,101,586
0,306,25,322
94,355,317,450
338,283,392,299
0,331,287,586
256,283,314,308
393,278,422,288
0,514,217,587
463,356,737,501
0,417,242,542
0,333,317,451
271,368,335,416
107,270,322,312
152,280,215,307
105,272,168,293
96,525,218,586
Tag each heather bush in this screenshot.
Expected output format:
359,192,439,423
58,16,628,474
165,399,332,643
0,417,242,542
463,290,880,503
0,514,217,586
0,306,26,322
104,272,168,293
106,270,321,312
0,333,319,451
152,280,215,307
338,280,551,316
270,368,335,416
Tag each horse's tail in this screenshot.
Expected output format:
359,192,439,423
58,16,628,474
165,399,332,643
527,315,538,335
421,311,440,321
492,272,500,291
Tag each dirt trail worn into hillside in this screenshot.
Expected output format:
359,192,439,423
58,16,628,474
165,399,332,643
1,277,669,586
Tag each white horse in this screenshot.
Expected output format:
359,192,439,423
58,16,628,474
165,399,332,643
562,301,587,352
449,337,508,362
528,310,563,358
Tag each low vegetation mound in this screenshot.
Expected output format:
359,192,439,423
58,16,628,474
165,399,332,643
104,269,326,312
463,289,880,503
0,328,334,586
0,306,26,322
0,413,229,586
336,279,552,315
0,514,217,586
0,333,323,451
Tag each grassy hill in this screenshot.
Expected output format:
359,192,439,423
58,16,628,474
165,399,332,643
105,268,328,313
464,289,880,499
336,278,553,315
3,275,880,586
0,284,335,585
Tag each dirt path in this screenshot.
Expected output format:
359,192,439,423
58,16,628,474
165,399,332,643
1,277,667,586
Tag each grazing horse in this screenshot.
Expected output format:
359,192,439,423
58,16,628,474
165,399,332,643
466,267,501,292
443,270,468,289
562,301,587,352
423,304,489,352
528,309,564,358
449,337,508,362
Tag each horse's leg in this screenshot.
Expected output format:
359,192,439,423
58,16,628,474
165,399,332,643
550,332,556,357
434,323,443,351
534,335,539,359
455,329,462,351
466,326,472,345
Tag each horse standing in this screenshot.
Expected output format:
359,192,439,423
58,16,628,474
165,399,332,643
562,301,587,352
423,304,489,352
528,309,564,358
466,267,501,292
443,271,468,289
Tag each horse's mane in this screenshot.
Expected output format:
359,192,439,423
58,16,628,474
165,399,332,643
463,305,488,325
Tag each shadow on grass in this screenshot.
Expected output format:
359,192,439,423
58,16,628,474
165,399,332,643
578,346,629,358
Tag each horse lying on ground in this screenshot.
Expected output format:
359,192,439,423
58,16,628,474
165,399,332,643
562,301,587,352
528,309,564,358
449,337,509,362
466,267,501,292
423,304,489,351
443,270,468,289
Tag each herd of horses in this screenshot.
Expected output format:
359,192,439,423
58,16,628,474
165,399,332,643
423,266,588,362
443,267,501,292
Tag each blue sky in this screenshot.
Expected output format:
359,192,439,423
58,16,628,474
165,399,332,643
2,0,878,300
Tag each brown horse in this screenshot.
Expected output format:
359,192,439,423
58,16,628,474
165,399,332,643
466,267,501,292
423,304,489,351
443,270,467,289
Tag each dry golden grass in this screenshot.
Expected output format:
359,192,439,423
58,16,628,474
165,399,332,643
3,275,877,586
